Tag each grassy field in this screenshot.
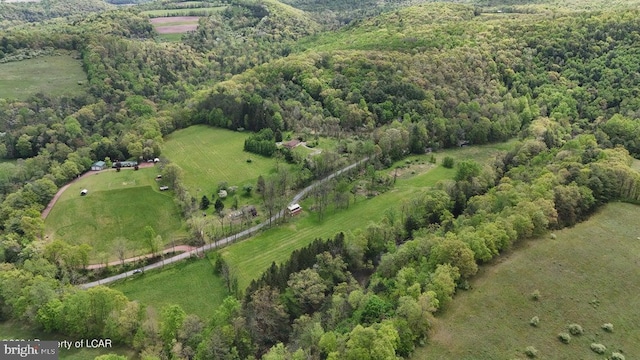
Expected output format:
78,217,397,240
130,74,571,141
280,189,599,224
158,33,185,42
417,202,640,360
221,141,516,290
0,53,86,100
141,6,225,17
162,125,281,203
111,141,513,315
44,168,186,262
111,252,228,319
0,321,136,360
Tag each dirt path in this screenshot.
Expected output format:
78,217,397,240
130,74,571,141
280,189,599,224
41,162,155,219
86,245,197,270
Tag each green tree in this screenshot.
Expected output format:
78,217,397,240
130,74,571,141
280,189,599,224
428,236,478,279
427,264,460,310
287,269,328,314
214,198,224,213
200,195,210,210
160,304,186,347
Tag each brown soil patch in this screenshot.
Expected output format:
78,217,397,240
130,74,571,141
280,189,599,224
150,16,200,24
155,24,198,34
391,162,435,179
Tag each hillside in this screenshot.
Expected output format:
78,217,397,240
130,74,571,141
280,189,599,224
419,202,640,359
2,1,640,359
0,0,112,28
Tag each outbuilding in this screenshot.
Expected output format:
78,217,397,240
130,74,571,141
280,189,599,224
91,161,106,171
287,203,302,215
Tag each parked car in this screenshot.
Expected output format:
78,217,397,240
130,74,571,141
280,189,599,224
133,269,142,274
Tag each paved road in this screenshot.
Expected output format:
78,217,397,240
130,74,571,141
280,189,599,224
79,157,369,289
86,245,197,270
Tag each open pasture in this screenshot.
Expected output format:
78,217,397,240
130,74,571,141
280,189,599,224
111,252,227,318
44,168,186,262
419,202,640,359
221,141,515,290
162,125,281,202
0,53,86,100
115,141,513,314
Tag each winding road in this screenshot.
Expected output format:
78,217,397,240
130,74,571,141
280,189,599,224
79,157,369,289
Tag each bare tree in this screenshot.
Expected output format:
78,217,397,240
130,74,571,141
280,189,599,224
113,237,128,267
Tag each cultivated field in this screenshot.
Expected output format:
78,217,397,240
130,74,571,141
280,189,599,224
44,168,186,262
150,16,199,36
418,202,640,359
112,253,227,319
162,125,282,204
0,53,86,100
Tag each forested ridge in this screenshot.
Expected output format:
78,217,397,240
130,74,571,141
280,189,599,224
1,0,640,359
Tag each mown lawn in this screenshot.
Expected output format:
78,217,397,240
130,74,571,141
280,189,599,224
0,321,136,360
44,168,186,262
111,252,228,319
417,202,640,360
0,53,86,100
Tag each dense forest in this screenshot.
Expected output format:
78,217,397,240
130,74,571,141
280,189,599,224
1,0,640,359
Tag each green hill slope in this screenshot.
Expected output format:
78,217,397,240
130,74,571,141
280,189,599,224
45,169,186,261
419,202,640,359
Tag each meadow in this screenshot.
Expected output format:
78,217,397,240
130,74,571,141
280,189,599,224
44,168,186,262
162,125,282,206
111,252,227,319
220,140,516,290
0,53,86,100
418,202,640,359
108,141,514,313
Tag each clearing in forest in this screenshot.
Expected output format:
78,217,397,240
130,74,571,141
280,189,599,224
114,141,514,314
0,53,86,100
162,125,281,203
221,141,516,290
150,16,200,34
44,168,186,262
111,252,228,319
419,202,640,359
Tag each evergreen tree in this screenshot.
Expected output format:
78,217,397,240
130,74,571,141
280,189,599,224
200,195,210,210
214,198,225,213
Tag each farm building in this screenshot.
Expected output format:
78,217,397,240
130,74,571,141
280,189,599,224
287,203,302,215
91,161,106,171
